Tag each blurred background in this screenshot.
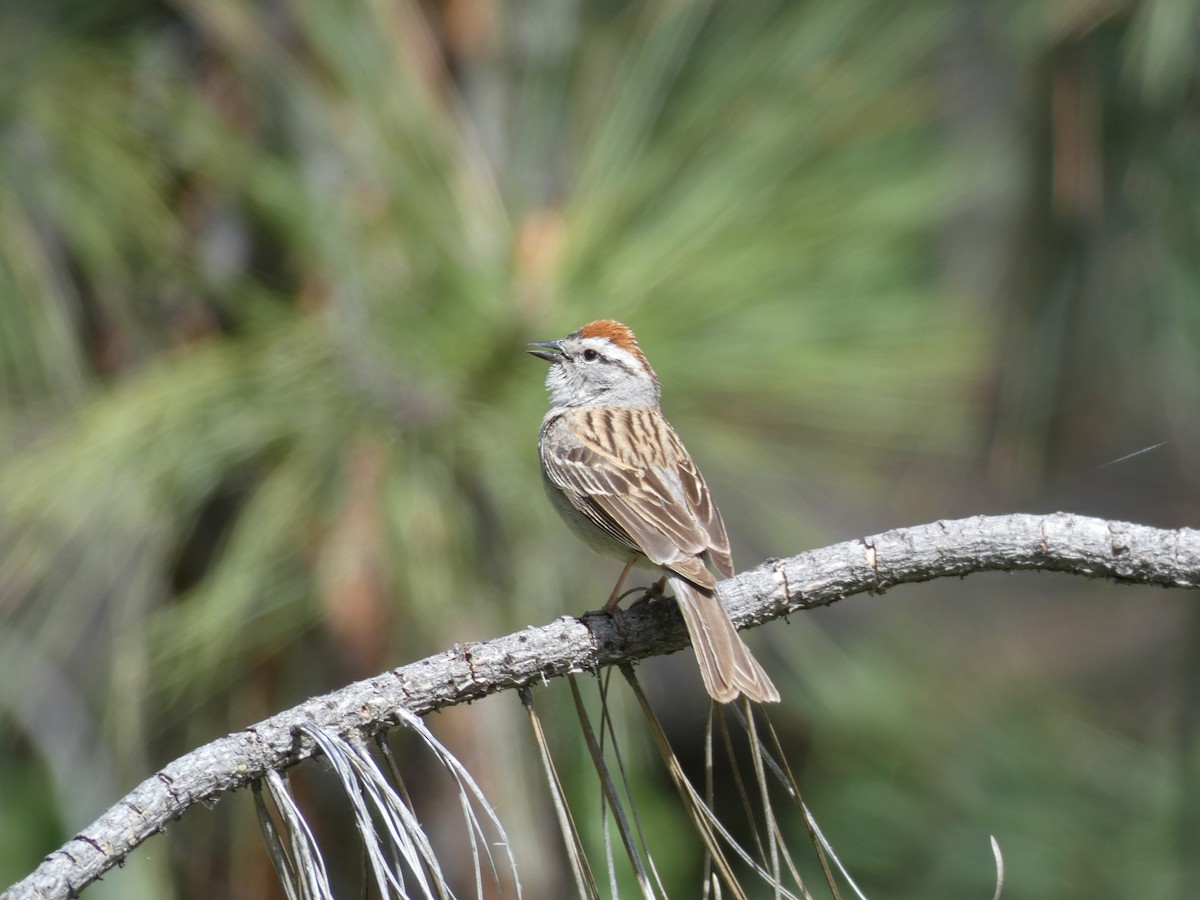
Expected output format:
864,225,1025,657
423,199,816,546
1,0,1198,897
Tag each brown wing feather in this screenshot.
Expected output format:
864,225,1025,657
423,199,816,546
676,449,733,578
541,407,733,586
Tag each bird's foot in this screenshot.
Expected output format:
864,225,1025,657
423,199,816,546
627,576,667,608
581,601,629,636
583,577,668,636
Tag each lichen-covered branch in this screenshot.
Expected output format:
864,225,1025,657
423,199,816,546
6,513,1199,900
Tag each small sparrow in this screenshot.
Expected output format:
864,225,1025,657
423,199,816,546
530,320,779,704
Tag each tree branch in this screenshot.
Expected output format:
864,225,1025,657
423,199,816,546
6,513,1199,900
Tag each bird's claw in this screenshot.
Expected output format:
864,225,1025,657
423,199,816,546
582,577,668,637
631,577,668,607
580,603,629,637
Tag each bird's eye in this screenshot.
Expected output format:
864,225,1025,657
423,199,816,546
582,349,599,362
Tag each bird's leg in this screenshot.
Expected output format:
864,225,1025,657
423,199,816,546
583,564,665,636
582,558,638,636
604,559,638,613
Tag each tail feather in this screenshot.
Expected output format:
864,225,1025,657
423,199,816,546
669,575,780,704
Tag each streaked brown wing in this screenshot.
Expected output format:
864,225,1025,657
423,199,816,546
672,437,733,578
541,407,733,584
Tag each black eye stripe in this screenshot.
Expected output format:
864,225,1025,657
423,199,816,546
582,348,600,361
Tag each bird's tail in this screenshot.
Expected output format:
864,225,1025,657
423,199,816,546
669,575,780,704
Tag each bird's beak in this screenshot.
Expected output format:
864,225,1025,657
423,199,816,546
527,339,565,362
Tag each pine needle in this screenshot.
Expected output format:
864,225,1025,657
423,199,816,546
256,770,335,900
990,835,1005,900
737,704,861,900
620,665,809,900
568,674,658,899
519,686,601,900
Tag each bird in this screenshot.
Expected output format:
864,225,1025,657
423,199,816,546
529,319,779,704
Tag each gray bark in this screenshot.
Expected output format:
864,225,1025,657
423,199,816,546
5,513,1199,900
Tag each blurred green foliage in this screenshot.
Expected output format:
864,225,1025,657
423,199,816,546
1,0,1198,897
